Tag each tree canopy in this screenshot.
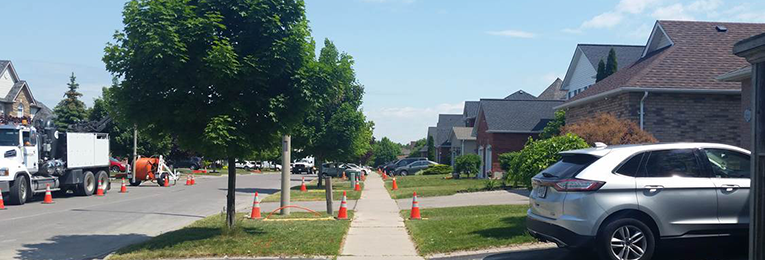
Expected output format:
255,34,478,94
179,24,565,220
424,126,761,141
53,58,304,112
53,73,88,130
373,137,401,167
104,0,327,227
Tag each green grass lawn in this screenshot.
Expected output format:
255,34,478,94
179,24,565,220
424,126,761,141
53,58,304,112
384,174,502,199
401,205,534,255
263,177,363,202
110,211,354,260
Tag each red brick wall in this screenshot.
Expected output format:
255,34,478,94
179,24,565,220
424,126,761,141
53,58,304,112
475,112,537,173
566,91,742,147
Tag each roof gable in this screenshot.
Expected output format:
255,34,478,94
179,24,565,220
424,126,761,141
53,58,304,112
463,101,479,119
579,44,645,70
435,114,463,146
566,20,765,104
537,78,566,100
504,90,537,100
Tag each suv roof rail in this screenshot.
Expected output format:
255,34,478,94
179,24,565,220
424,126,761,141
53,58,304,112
594,142,607,149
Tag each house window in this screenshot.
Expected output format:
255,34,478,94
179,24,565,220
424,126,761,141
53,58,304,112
17,104,23,117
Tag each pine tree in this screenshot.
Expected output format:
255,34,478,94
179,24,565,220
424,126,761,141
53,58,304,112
426,136,436,161
596,59,606,82
605,48,618,77
53,72,88,130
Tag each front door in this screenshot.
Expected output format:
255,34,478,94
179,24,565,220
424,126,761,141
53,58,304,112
702,148,751,225
635,149,719,236
21,130,38,172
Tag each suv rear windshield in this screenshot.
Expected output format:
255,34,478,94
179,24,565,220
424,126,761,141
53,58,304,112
538,154,599,179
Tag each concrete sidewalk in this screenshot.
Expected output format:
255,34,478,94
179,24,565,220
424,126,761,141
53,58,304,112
395,189,529,209
338,173,423,260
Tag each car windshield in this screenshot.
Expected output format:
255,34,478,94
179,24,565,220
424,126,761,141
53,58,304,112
0,129,19,146
537,154,599,179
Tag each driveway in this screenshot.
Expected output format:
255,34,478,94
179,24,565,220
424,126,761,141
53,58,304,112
395,189,529,209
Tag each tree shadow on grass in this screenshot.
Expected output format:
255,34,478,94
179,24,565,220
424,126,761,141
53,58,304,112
116,225,265,254
470,216,528,240
16,234,151,260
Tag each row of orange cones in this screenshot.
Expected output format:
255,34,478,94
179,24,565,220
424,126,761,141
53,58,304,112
0,175,199,209
299,176,364,192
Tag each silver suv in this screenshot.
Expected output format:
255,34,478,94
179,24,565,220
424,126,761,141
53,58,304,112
527,143,750,260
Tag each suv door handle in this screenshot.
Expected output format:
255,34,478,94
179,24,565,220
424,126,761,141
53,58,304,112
644,185,664,192
721,184,740,192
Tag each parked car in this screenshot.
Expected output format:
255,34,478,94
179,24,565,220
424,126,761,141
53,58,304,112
292,159,315,174
383,157,427,174
527,143,751,260
109,157,128,172
345,163,367,175
394,160,437,176
321,163,362,178
235,160,258,171
171,157,203,170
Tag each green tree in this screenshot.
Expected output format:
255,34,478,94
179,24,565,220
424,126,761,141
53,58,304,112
539,110,566,139
104,0,323,228
292,39,373,175
407,138,427,158
454,154,480,178
53,73,88,130
595,59,606,82
605,48,618,77
373,137,401,167
426,136,436,161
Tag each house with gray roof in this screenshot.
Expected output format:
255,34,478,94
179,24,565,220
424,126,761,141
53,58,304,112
463,101,479,127
0,60,46,119
449,126,476,166
561,44,645,100
473,99,564,178
434,114,463,164
537,78,567,100
504,90,537,100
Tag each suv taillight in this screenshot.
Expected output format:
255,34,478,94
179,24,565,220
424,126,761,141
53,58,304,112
552,178,605,192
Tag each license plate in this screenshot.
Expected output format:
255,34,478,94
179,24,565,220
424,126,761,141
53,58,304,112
536,186,548,198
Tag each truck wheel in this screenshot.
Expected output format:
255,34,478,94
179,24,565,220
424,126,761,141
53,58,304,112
76,171,96,196
8,174,29,205
96,171,109,194
157,173,167,187
129,179,142,186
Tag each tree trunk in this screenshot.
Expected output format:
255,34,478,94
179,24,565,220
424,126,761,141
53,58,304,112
226,156,236,228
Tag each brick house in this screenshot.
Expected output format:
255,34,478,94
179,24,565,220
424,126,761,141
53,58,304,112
0,60,51,119
557,21,765,147
717,65,754,150
434,114,462,164
473,99,564,178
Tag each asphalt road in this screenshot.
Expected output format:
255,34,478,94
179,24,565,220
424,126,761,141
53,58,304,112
0,173,315,260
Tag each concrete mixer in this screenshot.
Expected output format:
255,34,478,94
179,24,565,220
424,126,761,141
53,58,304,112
127,155,178,187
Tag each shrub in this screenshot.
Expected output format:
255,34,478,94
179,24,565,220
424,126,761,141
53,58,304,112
539,110,566,139
422,164,452,175
561,113,658,145
454,154,481,178
500,133,590,187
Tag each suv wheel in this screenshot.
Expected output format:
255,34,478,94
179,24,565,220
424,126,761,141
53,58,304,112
597,218,655,260
400,170,408,176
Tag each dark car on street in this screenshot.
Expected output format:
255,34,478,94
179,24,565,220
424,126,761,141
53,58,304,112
394,160,437,176
170,157,203,170
384,157,427,175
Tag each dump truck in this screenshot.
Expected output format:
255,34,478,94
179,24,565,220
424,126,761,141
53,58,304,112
0,116,111,205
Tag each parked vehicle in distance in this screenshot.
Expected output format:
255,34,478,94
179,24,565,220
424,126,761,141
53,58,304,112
384,157,427,174
235,160,258,171
321,163,362,178
527,143,751,260
171,156,203,170
109,157,128,172
395,160,437,176
345,163,367,175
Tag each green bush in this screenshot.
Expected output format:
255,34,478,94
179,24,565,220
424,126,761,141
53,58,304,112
500,133,590,187
422,164,452,175
454,154,481,178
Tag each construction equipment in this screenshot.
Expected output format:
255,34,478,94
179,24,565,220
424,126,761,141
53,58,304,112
129,156,178,187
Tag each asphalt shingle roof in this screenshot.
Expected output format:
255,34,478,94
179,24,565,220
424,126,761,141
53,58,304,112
578,44,645,71
536,78,566,100
479,99,564,132
463,101,479,119
0,60,9,75
504,90,537,100
435,114,463,146
569,20,765,103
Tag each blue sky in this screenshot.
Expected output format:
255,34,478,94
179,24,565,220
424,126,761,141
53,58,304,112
2,0,764,144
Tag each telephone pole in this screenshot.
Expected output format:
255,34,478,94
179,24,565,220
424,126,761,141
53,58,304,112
281,134,291,215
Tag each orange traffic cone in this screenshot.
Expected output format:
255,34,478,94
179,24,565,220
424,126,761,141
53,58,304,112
410,192,422,220
185,175,191,186
163,175,170,187
190,175,196,185
96,179,105,196
341,171,347,180
392,178,399,190
300,177,307,192
383,171,388,180
119,178,128,193
42,184,54,204
354,177,361,191
0,188,6,210
250,192,261,219
337,191,348,219
361,174,366,181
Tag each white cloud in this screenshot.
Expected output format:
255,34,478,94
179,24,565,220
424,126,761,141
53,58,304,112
616,0,662,14
687,0,722,13
652,3,695,20
365,102,464,143
721,4,765,23
581,12,624,29
486,30,537,38
561,28,583,34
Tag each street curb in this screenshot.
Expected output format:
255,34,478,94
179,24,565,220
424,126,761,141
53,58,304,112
425,242,556,259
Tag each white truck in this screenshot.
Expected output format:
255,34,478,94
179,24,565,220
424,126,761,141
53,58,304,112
0,117,111,205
